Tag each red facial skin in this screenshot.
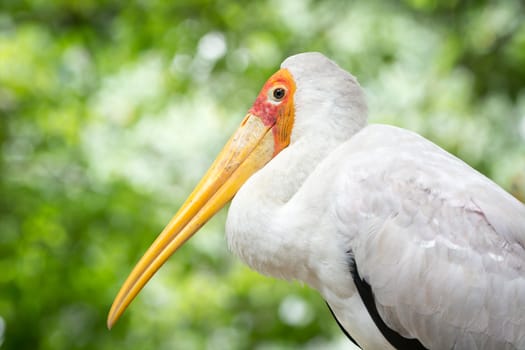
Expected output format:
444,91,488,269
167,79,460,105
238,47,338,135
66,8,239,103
249,68,296,156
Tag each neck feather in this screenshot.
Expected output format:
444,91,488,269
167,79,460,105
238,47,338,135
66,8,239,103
225,133,349,281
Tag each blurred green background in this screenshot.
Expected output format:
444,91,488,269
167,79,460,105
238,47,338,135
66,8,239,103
1,0,524,349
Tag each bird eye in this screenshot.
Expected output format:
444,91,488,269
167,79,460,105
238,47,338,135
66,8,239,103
270,87,286,101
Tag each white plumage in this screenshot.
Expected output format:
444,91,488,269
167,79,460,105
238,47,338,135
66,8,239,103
109,52,525,349
226,53,525,349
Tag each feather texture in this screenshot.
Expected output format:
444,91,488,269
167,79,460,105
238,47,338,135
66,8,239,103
225,53,525,349
335,125,525,349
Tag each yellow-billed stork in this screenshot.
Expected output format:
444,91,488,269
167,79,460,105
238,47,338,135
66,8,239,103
108,52,525,349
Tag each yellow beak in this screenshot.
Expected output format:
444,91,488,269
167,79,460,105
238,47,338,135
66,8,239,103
107,114,275,328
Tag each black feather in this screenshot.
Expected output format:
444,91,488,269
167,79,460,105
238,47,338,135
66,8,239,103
325,301,361,348
350,257,428,350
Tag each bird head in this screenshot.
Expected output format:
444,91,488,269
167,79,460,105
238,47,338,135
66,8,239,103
107,52,366,328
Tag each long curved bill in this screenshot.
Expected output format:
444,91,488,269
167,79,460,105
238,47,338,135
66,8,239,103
107,114,275,329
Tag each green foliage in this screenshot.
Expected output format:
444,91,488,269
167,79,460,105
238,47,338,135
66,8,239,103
1,1,524,349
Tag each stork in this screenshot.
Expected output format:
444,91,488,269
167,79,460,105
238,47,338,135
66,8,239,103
108,52,525,349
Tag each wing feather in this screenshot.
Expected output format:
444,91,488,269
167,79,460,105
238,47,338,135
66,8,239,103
334,125,525,349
